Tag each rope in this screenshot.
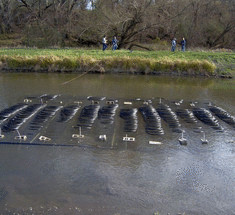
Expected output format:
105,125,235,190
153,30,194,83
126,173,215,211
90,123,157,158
61,63,103,86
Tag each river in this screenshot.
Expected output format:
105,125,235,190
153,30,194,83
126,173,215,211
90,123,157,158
0,73,234,215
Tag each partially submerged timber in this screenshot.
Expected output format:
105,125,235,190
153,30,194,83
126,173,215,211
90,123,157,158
0,94,234,148
192,108,223,131
120,108,138,133
156,103,182,133
0,103,28,122
2,104,44,132
208,105,235,128
139,105,164,135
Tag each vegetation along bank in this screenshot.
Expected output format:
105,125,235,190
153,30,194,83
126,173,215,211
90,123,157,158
0,49,234,78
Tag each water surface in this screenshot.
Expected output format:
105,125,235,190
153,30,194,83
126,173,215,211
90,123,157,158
0,73,234,215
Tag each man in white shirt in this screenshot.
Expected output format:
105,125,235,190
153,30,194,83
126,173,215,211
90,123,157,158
102,35,107,51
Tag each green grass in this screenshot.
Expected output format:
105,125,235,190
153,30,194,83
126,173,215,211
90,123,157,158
0,48,234,77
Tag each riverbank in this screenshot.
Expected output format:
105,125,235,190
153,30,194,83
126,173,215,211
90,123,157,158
0,48,234,78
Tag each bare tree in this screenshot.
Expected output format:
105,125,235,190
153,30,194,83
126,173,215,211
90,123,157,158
0,0,234,48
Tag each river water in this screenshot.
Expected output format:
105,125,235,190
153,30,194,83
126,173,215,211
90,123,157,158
0,73,234,215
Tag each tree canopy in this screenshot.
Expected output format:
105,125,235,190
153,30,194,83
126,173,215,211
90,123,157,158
0,0,234,48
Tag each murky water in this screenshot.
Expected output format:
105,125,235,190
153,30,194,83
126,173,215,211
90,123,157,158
0,73,234,215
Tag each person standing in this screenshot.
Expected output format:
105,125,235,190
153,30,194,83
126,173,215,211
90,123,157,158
181,37,186,52
112,36,118,51
102,35,107,51
171,38,177,52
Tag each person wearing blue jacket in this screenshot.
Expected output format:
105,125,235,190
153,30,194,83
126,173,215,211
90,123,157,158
181,38,186,51
171,38,177,52
112,36,118,51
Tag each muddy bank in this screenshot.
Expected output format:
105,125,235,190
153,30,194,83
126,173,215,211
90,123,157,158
1,67,233,78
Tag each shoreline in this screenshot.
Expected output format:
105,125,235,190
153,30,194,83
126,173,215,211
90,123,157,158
1,68,232,79
0,49,234,78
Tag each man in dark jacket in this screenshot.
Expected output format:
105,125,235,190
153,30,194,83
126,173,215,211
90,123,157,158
112,36,118,51
181,38,186,52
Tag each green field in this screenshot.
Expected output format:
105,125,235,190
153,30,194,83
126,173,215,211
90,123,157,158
0,48,234,77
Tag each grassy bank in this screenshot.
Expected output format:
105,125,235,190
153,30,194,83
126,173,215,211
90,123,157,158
0,48,234,77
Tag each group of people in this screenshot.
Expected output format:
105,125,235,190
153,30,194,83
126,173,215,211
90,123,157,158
102,35,187,52
102,35,118,51
171,38,186,52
